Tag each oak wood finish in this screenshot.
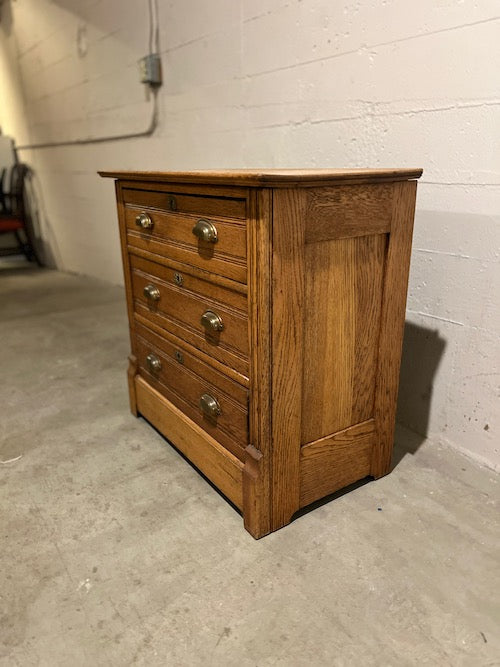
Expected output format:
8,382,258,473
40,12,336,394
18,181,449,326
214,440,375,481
120,181,249,215
128,245,248,295
243,188,273,537
135,376,243,509
102,168,421,538
371,180,418,478
130,254,247,308
122,187,247,219
125,206,247,284
131,264,248,357
301,234,386,443
270,188,307,530
100,168,423,187
135,322,248,460
300,420,375,506
124,207,247,262
132,313,249,388
304,184,393,242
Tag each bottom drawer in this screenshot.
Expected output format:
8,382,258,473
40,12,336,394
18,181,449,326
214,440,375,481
134,322,248,461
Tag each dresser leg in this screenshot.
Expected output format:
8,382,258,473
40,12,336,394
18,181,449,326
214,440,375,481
243,445,272,539
127,355,138,417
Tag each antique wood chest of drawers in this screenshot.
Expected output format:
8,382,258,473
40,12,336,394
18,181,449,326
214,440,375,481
100,168,422,538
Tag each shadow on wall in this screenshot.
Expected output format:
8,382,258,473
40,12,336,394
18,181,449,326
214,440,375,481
393,320,447,466
24,169,61,268
0,0,13,34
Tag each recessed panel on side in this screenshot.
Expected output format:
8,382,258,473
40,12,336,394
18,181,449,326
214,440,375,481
301,234,387,445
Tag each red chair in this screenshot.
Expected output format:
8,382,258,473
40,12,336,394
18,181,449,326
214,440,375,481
0,163,41,264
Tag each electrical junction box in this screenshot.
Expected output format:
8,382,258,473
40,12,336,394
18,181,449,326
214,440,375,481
138,54,162,86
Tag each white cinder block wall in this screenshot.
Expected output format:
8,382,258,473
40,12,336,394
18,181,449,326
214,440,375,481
1,0,498,469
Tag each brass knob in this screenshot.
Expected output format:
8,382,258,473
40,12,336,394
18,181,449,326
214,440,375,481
146,353,161,372
135,212,154,230
143,284,160,301
201,310,224,332
192,219,218,243
199,393,221,418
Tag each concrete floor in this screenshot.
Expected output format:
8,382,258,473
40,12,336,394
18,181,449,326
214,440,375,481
0,262,499,667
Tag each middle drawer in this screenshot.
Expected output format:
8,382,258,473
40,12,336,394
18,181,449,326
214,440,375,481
130,254,249,377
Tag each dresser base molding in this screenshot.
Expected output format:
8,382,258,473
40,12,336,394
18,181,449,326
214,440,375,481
299,420,376,507
135,371,387,539
135,376,244,510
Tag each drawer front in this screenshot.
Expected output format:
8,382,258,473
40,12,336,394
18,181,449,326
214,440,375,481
130,254,248,372
125,206,247,283
135,323,248,461
123,187,247,220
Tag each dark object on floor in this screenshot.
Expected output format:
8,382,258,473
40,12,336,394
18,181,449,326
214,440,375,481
0,163,42,265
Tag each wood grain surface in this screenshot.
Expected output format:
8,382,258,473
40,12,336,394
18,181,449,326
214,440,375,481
270,188,307,530
301,234,386,443
128,245,248,295
135,329,248,461
125,206,247,284
131,313,249,387
123,187,246,219
130,254,247,310
300,420,375,506
371,180,418,478
243,188,273,538
135,376,244,508
100,168,423,188
131,264,248,358
124,206,247,261
304,184,393,242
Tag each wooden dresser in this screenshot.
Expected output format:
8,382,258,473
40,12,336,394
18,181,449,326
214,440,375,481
100,169,422,538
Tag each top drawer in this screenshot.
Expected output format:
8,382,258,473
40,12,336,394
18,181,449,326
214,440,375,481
122,187,246,220
122,187,248,283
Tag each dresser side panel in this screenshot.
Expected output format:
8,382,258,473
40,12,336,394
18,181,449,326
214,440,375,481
301,233,387,443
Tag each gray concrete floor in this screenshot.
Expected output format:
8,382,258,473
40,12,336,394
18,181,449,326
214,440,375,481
0,262,499,667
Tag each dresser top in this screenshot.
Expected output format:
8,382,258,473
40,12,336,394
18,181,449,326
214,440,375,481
99,168,422,187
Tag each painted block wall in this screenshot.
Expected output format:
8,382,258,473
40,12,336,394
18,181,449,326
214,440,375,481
0,0,498,470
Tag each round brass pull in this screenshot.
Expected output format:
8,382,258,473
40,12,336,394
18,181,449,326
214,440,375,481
199,393,221,418
201,310,224,332
192,219,218,243
143,284,160,301
135,212,154,230
146,353,161,372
